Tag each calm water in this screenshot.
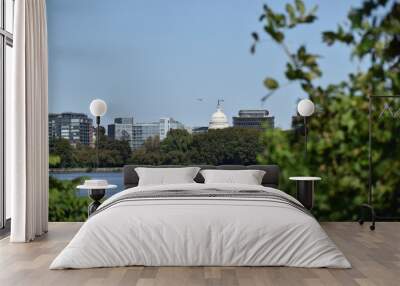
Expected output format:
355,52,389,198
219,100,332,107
50,172,124,197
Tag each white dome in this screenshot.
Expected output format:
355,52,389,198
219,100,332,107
209,107,229,129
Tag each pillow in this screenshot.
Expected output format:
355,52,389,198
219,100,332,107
135,167,200,186
200,169,266,185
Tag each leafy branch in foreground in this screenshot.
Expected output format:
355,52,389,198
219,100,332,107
250,0,320,100
253,0,400,220
322,0,400,96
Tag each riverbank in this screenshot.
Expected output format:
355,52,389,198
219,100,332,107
49,167,123,173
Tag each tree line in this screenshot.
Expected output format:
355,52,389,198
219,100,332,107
49,127,264,168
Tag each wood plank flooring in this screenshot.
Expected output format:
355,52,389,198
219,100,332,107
0,222,399,286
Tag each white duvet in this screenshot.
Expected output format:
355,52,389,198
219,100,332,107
50,183,351,269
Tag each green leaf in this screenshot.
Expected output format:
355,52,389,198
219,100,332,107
322,28,354,46
264,25,284,43
303,14,317,23
348,9,363,29
263,77,279,90
322,31,337,46
273,13,287,27
285,3,296,26
250,44,256,54
251,32,259,42
295,0,305,15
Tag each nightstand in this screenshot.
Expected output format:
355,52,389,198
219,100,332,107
289,177,321,210
77,181,117,216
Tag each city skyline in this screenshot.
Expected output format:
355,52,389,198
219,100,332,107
49,106,275,130
49,107,274,150
49,99,274,131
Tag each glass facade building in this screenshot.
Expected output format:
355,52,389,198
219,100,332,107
159,117,185,140
130,118,185,150
108,117,134,149
49,113,93,146
132,122,160,150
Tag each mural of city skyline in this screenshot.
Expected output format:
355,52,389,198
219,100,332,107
49,106,275,150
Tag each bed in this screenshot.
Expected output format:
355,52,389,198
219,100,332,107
50,165,350,269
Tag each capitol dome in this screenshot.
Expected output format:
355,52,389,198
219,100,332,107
209,101,229,129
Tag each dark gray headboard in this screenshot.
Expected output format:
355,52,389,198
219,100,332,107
123,165,280,189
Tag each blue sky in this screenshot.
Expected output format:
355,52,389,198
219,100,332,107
47,0,362,129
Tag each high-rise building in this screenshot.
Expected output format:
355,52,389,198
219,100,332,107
108,117,134,149
159,117,185,140
232,109,274,130
132,117,185,150
132,122,160,150
48,112,93,146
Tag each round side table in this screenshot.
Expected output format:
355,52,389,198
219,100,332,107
77,184,117,216
289,177,321,210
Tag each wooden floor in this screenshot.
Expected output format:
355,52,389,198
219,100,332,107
0,222,399,286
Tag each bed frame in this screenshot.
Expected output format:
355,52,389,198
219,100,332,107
123,165,280,189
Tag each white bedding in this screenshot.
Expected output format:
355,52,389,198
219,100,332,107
50,183,351,269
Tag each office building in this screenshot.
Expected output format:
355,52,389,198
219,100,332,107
108,117,134,149
48,112,93,146
232,109,274,130
192,126,209,134
132,122,160,150
159,117,185,140
132,117,185,150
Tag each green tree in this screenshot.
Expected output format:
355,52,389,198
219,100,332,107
49,154,61,168
74,145,96,168
49,138,76,167
97,138,131,167
49,176,90,222
130,136,162,165
160,129,193,164
50,124,132,168
106,139,132,165
161,129,192,153
252,0,400,220
97,126,132,167
129,128,263,166
190,128,263,165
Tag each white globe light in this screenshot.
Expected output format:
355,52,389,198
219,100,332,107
297,99,315,117
90,99,107,117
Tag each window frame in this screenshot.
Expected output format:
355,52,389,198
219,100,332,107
0,0,13,231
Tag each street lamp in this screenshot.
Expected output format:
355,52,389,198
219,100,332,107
90,99,107,168
297,99,315,159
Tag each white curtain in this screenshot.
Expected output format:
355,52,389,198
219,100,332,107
7,0,49,242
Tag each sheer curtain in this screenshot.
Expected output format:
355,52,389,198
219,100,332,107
7,0,48,242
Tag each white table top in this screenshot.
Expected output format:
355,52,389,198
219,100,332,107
76,184,117,190
289,177,321,181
